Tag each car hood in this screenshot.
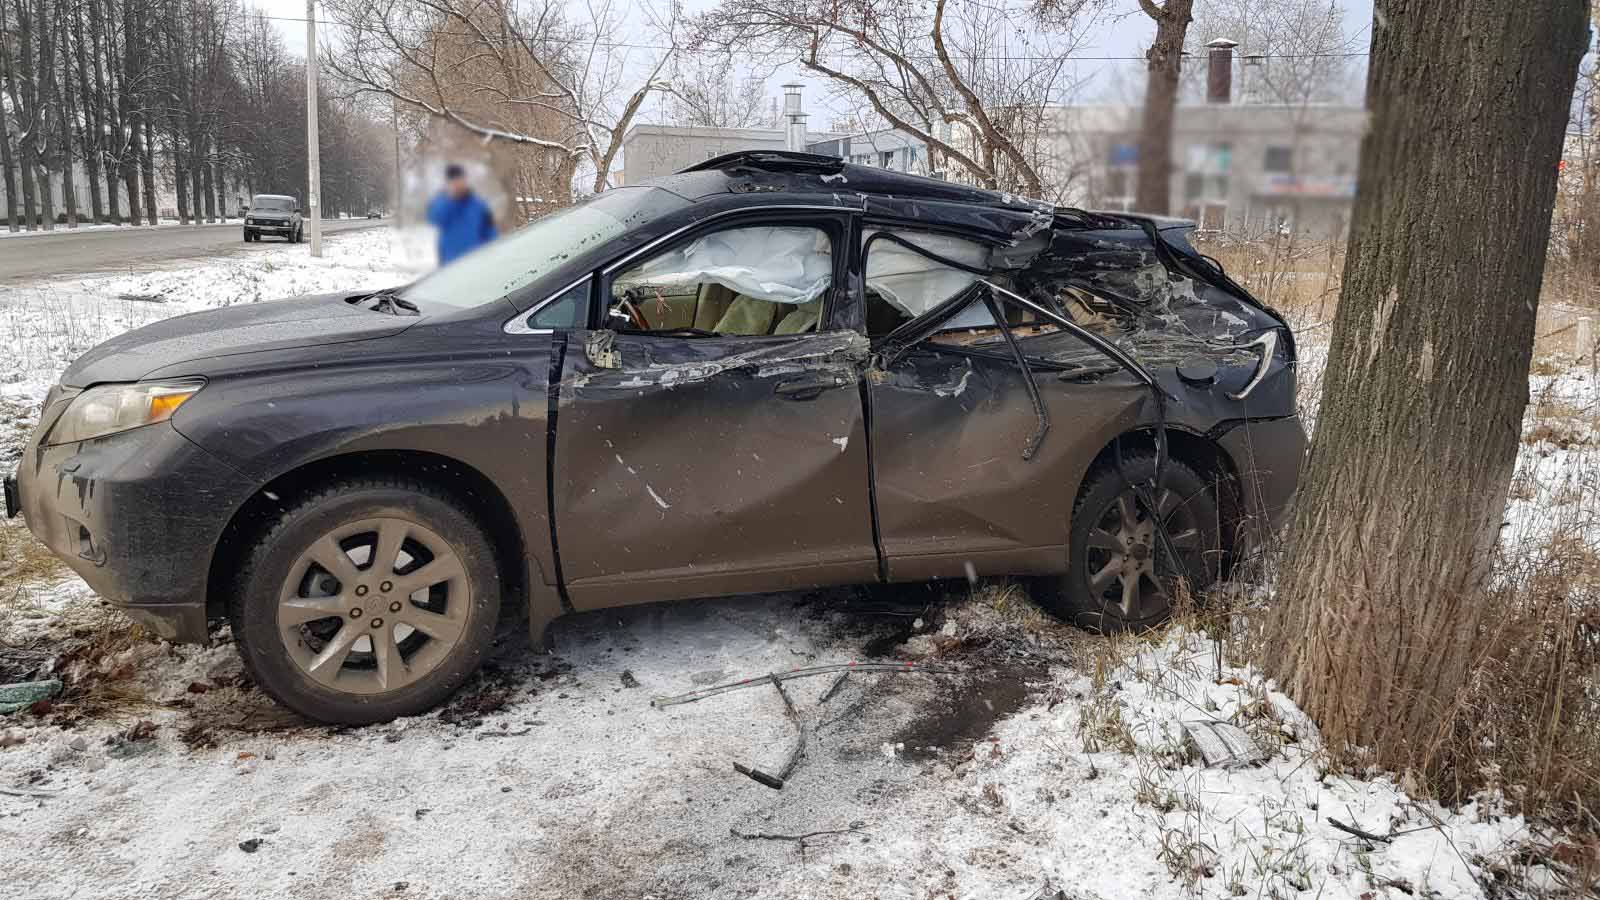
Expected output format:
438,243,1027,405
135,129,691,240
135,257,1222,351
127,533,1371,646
61,292,416,387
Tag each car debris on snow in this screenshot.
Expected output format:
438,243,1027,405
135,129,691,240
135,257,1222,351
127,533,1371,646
1181,720,1265,769
0,678,62,714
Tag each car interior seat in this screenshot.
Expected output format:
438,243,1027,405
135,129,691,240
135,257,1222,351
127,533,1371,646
713,294,781,335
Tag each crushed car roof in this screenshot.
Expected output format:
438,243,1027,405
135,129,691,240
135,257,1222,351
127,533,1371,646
653,151,1127,246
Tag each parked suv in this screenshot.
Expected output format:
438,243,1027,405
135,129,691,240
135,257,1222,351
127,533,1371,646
244,194,303,243
7,152,1304,725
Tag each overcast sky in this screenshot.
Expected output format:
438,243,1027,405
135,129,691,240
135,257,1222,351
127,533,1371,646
251,0,1377,121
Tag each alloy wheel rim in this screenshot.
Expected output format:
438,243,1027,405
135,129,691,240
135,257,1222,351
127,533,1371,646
276,516,469,695
1083,488,1204,621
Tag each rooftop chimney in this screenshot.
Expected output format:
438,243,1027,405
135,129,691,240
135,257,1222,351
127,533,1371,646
781,83,807,152
1207,39,1238,104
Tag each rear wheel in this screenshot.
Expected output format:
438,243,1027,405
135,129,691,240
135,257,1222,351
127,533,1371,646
229,478,501,724
1040,454,1221,632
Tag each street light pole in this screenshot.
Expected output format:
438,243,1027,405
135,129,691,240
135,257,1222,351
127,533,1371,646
305,0,322,256
392,96,401,217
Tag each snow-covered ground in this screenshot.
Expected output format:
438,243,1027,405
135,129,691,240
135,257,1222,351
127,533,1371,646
0,231,1592,899
1,579,1562,900
0,226,433,427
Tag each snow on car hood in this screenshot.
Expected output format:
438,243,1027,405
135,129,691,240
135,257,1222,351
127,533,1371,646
59,292,417,387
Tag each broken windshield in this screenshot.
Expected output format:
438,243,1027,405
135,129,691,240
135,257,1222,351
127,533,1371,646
403,186,689,312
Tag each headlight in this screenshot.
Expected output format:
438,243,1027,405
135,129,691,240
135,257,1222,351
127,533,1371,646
49,380,204,445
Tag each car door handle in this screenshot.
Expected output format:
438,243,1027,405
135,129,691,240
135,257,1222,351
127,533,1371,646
774,374,847,400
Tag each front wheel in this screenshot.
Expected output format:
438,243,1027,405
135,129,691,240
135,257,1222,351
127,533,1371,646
229,478,502,724
1039,454,1221,632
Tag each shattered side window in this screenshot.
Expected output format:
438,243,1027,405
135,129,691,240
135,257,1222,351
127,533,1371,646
862,230,1018,338
608,226,833,337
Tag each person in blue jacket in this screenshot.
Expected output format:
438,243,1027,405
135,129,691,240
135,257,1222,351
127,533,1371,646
427,164,497,265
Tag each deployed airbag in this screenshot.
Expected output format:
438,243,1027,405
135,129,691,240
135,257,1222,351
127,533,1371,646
613,226,832,305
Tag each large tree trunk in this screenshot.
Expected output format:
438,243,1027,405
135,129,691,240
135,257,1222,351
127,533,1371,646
0,99,17,231
190,132,205,223
71,0,105,224
1266,0,1589,771
91,0,119,223
212,157,226,221
119,0,142,225
1134,0,1191,216
60,35,79,230
18,137,39,229
201,146,216,221
139,113,157,225
174,141,189,224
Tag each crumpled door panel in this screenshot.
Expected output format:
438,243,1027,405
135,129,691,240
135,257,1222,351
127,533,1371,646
867,347,1146,581
552,329,878,608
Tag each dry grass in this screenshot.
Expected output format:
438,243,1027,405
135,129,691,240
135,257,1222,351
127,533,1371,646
0,518,66,586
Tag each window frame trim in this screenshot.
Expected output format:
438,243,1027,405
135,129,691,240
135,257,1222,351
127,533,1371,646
501,204,851,336
594,211,851,339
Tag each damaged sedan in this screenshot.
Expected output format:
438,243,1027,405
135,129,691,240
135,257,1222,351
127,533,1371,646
5,152,1304,724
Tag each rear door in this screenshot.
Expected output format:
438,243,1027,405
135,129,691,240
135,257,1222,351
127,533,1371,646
550,211,879,609
859,227,1148,581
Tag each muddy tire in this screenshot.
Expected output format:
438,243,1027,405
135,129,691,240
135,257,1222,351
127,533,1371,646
1039,453,1221,632
229,477,501,724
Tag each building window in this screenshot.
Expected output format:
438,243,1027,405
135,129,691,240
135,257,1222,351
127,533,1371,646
1264,146,1294,174
1184,173,1204,203
880,150,894,168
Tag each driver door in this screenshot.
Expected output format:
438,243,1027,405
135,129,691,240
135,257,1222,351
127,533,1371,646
550,212,879,609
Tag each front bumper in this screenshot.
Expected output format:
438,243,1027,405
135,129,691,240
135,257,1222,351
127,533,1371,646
14,417,254,643
1214,415,1307,553
246,220,293,233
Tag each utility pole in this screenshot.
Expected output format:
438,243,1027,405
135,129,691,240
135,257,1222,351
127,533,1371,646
392,96,401,218
305,0,323,256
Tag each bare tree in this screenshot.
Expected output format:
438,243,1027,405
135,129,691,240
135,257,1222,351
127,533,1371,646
1266,0,1588,774
1133,0,1193,214
666,54,768,128
695,0,1103,198
321,0,677,195
1188,0,1358,107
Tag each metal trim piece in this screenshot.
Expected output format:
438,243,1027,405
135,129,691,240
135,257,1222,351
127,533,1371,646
1226,331,1279,400
981,280,1163,393
503,275,591,334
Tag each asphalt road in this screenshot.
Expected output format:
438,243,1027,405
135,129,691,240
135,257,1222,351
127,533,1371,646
0,218,391,283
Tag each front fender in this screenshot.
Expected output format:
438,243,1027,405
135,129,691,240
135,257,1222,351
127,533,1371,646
170,340,560,604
